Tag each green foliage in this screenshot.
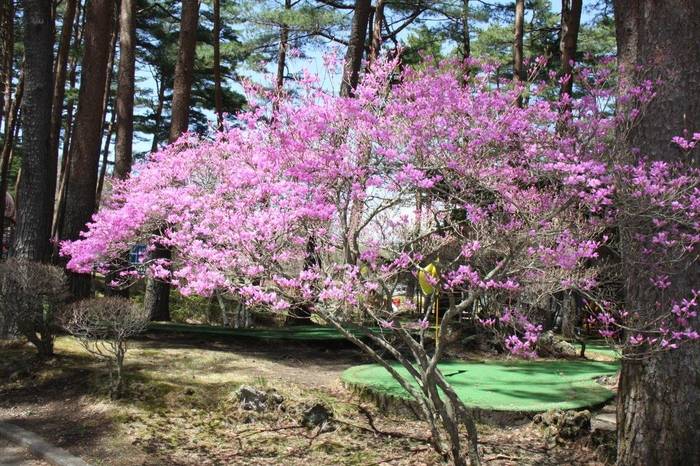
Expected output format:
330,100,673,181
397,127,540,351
400,25,447,68
169,291,220,324
134,0,248,144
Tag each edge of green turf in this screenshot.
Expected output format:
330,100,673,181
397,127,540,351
342,359,620,412
146,322,371,341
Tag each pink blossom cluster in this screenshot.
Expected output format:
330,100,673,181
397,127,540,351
61,54,698,357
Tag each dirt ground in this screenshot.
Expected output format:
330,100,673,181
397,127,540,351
0,333,616,465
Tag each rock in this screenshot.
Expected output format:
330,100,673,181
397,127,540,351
537,331,577,357
533,408,591,445
588,428,617,464
558,409,591,439
300,402,333,428
238,385,284,412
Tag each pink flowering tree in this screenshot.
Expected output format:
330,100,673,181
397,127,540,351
61,55,699,464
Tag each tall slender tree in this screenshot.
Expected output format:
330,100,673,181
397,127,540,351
114,0,137,180
559,0,582,99
59,0,116,299
340,0,371,97
144,0,201,322
213,0,223,124
169,0,199,143
613,1,700,465
512,0,524,108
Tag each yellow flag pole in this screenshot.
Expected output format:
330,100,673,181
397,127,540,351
435,292,439,347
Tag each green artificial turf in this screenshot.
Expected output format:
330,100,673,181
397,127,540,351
576,339,621,359
147,322,371,341
342,359,620,412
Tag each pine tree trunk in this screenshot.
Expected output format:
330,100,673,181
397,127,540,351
340,0,371,97
59,0,116,299
114,0,136,180
168,0,199,143
613,1,700,464
11,0,55,263
512,0,524,108
559,0,582,99
144,0,200,322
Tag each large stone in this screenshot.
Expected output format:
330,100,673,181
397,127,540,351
238,385,284,412
537,330,577,357
300,402,333,429
533,408,591,446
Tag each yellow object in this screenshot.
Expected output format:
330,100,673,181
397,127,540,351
418,263,438,295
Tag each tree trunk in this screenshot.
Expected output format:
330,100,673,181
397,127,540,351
513,0,524,108
59,0,116,299
51,9,82,250
169,0,199,143
0,73,22,260
144,242,172,321
95,110,116,206
213,0,222,125
11,0,55,263
275,0,291,94
613,1,700,465
461,0,470,61
340,0,372,97
50,0,77,167
369,0,385,64
0,0,14,133
144,0,200,322
114,0,136,181
95,13,118,207
559,0,582,100
149,79,167,152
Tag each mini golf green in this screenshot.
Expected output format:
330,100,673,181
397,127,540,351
342,359,620,412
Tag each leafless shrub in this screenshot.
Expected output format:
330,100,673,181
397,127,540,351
0,259,69,358
61,296,149,399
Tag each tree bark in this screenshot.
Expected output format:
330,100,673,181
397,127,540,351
213,0,223,125
169,0,199,143
114,0,136,180
369,0,385,64
11,0,55,263
513,0,525,108
613,1,700,465
559,0,582,99
0,0,14,134
50,0,77,167
59,0,116,299
461,0,470,61
0,73,22,256
276,0,291,95
51,4,83,250
340,0,372,97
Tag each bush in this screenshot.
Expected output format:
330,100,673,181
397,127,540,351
61,296,149,399
0,259,69,358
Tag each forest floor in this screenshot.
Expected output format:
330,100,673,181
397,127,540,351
0,333,617,465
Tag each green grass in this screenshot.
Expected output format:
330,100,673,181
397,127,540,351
342,359,620,412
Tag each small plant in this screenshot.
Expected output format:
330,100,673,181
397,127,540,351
61,296,149,399
0,259,69,358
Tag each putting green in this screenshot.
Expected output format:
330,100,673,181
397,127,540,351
342,359,620,412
